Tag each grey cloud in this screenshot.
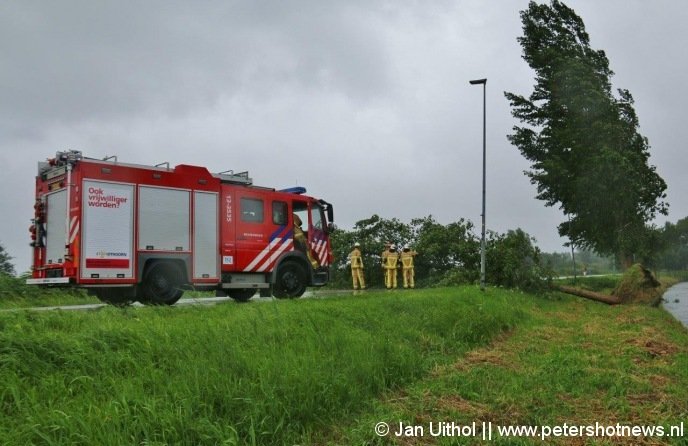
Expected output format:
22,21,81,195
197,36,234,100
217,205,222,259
0,0,394,136
2,0,687,273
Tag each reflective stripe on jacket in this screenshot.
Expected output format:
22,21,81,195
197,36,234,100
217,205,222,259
401,251,416,268
384,252,399,269
349,249,363,268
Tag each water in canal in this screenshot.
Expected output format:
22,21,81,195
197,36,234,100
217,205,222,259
663,282,688,327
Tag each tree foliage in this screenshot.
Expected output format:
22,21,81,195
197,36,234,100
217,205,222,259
410,216,480,285
486,229,548,291
656,217,688,270
0,243,15,276
330,215,548,291
505,0,668,266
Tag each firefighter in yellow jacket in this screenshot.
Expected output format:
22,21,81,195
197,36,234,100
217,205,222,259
381,241,391,265
348,242,366,290
400,245,418,288
383,244,400,289
293,214,319,269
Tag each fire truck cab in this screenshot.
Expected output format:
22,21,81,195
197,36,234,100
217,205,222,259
27,151,334,305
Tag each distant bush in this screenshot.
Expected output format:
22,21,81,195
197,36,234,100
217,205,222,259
0,272,91,307
0,272,30,298
486,229,552,292
0,242,15,276
435,268,477,287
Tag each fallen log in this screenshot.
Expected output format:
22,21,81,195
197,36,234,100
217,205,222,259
554,285,622,305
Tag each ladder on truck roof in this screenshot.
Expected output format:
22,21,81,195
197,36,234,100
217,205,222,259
215,170,253,185
43,150,255,186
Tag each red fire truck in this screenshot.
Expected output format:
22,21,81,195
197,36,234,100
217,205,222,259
27,151,334,305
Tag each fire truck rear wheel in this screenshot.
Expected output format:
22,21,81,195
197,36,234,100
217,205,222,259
141,262,184,305
228,288,256,302
273,261,307,299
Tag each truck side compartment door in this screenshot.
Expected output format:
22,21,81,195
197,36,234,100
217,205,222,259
138,186,190,252
193,191,219,280
81,181,135,280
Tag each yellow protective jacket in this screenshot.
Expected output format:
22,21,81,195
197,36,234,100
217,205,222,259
400,250,417,269
349,248,364,269
384,250,399,269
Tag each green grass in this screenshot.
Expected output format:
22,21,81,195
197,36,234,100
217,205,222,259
0,287,522,445
0,274,100,308
0,273,219,309
336,292,688,445
2,285,686,445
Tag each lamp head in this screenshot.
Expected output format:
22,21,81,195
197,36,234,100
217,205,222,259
469,78,487,85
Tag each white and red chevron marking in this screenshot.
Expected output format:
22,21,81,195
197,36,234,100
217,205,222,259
313,238,329,266
68,216,79,244
257,238,294,272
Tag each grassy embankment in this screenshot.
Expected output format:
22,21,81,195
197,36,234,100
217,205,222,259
0,274,218,309
0,287,520,445
338,290,688,445
0,274,99,308
1,284,687,445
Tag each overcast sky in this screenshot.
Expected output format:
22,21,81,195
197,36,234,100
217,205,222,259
1,0,686,273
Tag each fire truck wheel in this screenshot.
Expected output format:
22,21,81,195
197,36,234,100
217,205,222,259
273,261,307,299
228,288,256,302
141,262,184,305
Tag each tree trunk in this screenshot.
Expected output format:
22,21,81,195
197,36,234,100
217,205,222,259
555,285,622,305
619,252,634,270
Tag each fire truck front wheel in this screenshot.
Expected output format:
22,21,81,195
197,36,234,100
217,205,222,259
273,261,307,299
140,262,184,305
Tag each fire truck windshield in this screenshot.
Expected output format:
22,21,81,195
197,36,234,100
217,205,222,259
310,204,323,230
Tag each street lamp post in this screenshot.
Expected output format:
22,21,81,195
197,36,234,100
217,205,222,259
469,78,487,291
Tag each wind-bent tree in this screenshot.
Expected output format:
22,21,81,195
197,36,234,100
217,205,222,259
505,0,668,267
